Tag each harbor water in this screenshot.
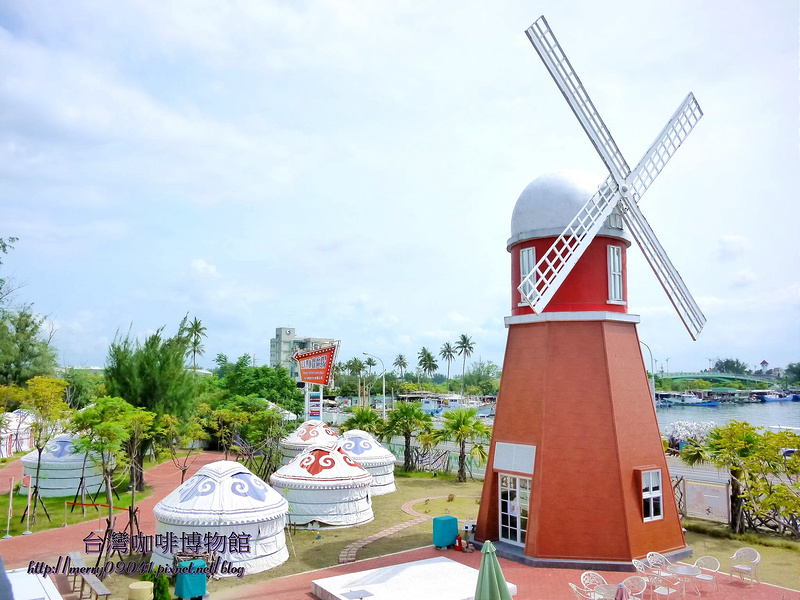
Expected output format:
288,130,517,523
655,400,800,432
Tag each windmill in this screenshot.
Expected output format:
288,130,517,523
474,16,702,568
520,16,705,339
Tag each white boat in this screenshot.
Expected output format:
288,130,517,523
655,392,718,407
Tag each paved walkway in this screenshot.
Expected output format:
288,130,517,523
0,450,224,569
0,457,23,495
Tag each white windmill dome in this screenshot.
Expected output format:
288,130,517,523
508,169,631,248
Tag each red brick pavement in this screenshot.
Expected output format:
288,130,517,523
0,451,224,569
0,458,23,495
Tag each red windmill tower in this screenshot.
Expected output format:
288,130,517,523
474,16,705,569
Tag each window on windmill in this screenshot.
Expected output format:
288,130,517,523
519,247,536,303
608,245,623,302
641,469,663,522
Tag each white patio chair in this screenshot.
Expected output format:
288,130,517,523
622,575,647,598
632,558,653,578
580,571,608,589
729,547,760,584
693,555,720,592
645,551,673,576
647,575,679,599
569,582,600,599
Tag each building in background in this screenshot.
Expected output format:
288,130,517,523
269,327,336,381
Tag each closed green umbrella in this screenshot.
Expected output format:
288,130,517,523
474,540,513,600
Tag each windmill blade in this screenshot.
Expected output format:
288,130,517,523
526,16,630,183
627,93,703,202
519,175,620,312
618,197,706,340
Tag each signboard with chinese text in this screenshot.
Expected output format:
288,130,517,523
293,345,337,386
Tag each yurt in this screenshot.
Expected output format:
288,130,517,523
335,430,396,496
153,461,289,577
270,446,373,527
19,434,104,498
0,411,34,458
279,420,338,465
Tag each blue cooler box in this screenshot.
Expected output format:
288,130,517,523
432,515,458,548
175,559,207,600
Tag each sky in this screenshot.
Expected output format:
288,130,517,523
1,1,798,376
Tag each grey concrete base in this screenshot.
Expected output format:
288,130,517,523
471,538,692,572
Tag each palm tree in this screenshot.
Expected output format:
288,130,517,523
340,406,384,436
187,317,207,370
382,401,432,472
680,422,758,534
433,407,491,482
439,342,456,379
418,347,438,381
364,357,377,376
455,334,475,392
394,354,408,379
345,358,366,406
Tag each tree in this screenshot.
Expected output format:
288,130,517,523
393,354,408,379
432,407,491,482
439,343,456,379
214,354,304,416
340,406,384,436
364,357,377,376
0,236,18,306
382,401,432,472
785,363,800,385
105,318,196,491
713,358,750,375
462,360,501,395
187,317,207,370
24,376,70,523
0,306,58,385
680,421,759,533
455,334,475,392
70,397,133,543
158,414,208,484
63,368,106,409
418,347,438,380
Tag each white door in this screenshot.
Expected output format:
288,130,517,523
498,474,530,546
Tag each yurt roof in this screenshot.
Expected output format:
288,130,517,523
281,420,338,449
20,434,91,467
336,430,395,466
154,461,287,526
270,446,371,490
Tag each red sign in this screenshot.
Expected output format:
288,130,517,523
294,345,337,386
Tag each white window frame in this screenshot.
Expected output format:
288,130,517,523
607,245,625,305
642,469,663,522
519,247,536,306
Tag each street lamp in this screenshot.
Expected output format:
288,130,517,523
639,341,655,403
363,352,386,420
706,358,713,371
666,357,670,376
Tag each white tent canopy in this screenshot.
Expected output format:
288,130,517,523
270,446,373,527
336,430,396,496
20,434,103,498
153,461,288,577
279,420,338,465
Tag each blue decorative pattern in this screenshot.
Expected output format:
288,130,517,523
49,439,73,458
341,436,373,456
178,476,216,503
231,472,268,502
